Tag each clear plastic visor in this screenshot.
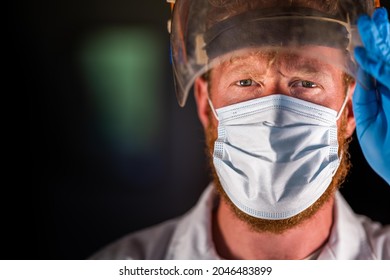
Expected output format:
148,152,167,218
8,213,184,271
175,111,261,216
205,44,354,112
170,2,373,107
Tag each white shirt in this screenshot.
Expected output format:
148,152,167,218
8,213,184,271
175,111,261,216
89,184,390,260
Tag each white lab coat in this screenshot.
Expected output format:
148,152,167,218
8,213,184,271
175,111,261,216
89,184,390,260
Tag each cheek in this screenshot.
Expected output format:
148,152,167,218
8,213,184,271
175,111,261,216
209,85,226,109
325,82,347,112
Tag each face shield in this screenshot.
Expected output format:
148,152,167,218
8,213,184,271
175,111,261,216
169,0,376,107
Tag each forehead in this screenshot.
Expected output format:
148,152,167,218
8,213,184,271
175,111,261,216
210,46,346,75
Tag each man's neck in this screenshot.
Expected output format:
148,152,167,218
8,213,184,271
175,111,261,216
212,197,334,260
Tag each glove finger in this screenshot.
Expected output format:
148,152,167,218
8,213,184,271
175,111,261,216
372,8,389,44
358,13,389,62
380,85,390,120
353,84,378,127
358,15,376,51
352,65,378,122
354,47,390,89
373,8,390,61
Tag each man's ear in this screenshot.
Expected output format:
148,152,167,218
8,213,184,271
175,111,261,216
344,82,357,138
194,77,211,130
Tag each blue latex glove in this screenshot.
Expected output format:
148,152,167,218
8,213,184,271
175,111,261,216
353,7,390,184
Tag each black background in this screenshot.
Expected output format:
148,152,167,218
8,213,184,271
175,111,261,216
7,0,390,259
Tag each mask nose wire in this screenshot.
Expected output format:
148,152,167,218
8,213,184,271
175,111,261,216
208,97,220,121
209,93,348,122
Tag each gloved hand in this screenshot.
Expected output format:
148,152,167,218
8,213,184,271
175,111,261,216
353,7,390,185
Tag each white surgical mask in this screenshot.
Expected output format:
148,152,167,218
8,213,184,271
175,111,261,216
210,94,346,220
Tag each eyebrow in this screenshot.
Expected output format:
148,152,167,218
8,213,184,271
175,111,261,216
219,52,275,78
222,59,332,84
277,52,333,78
216,48,337,86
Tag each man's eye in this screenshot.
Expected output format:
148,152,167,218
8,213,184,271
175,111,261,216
236,79,255,87
292,80,318,88
290,79,323,98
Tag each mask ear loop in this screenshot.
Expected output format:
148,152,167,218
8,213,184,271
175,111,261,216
335,91,350,121
334,88,352,174
208,97,220,121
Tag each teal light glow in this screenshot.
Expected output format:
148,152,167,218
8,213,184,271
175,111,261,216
80,27,165,155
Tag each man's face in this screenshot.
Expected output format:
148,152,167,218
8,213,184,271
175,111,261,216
196,46,356,233
208,46,348,110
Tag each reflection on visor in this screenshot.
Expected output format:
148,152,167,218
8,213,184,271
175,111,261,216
204,8,351,61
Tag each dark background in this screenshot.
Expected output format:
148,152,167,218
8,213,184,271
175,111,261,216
8,0,390,259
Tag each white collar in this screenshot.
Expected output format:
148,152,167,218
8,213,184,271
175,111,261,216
166,183,377,259
166,184,221,259
317,192,376,259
